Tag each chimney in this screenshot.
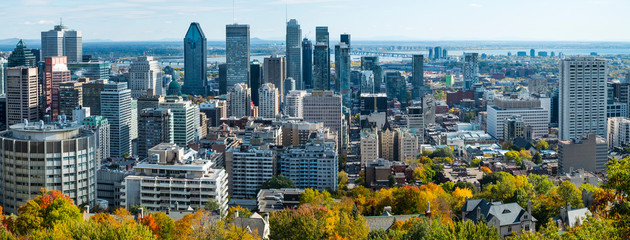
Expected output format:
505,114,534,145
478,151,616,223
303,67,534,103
139,207,144,219
425,201,431,218
527,199,532,214
477,206,481,221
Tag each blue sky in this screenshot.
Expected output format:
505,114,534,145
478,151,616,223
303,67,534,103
2,0,629,42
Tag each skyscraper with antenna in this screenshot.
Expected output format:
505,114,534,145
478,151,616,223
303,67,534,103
286,19,302,90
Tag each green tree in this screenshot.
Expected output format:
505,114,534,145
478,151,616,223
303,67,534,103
470,158,481,167
429,147,455,159
260,175,296,189
505,150,522,164
536,140,549,150
532,152,543,164
557,181,584,209
150,212,175,240
338,171,349,190
203,199,220,212
300,188,334,206
16,189,82,235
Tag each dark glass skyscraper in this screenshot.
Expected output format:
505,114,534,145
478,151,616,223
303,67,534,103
361,56,383,93
286,19,302,90
7,40,36,68
302,38,313,90
340,33,350,47
335,42,351,108
250,60,262,106
182,22,207,96
313,26,330,91
226,24,250,91
412,54,425,100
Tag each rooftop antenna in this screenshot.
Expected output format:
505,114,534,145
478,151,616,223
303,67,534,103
285,0,288,23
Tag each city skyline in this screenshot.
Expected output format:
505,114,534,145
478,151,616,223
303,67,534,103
2,0,630,42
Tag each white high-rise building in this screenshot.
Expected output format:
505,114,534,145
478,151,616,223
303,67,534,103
227,83,251,118
487,97,550,140
303,91,343,143
225,147,277,199
407,106,424,142
258,83,279,118
360,129,379,164
159,96,199,147
559,57,607,140
607,117,630,148
41,24,82,63
284,90,307,118
6,67,39,126
129,56,163,98
121,143,229,215
280,138,338,191
101,82,132,158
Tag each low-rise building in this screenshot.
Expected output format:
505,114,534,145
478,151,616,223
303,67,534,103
462,198,536,237
558,133,607,173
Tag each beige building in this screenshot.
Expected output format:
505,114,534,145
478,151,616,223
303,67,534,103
227,83,251,118
6,67,39,126
360,129,379,164
558,133,607,173
281,121,324,147
258,83,279,118
398,128,419,162
284,90,307,118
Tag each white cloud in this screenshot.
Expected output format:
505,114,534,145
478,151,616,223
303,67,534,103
23,20,54,25
468,3,483,8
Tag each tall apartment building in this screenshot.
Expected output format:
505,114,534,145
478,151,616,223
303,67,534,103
360,129,379,164
463,53,479,91
379,126,398,162
407,106,424,141
258,83,279,118
44,56,71,119
59,82,83,120
138,108,173,159
0,122,97,214
121,143,228,214
81,115,110,165
200,100,227,127
280,139,338,191
225,146,277,198
607,117,630,148
398,128,419,162
487,97,550,140
6,67,39,126
503,115,526,142
227,83,251,118
412,54,426,100
558,133,607,173
286,19,302,89
281,121,324,147
313,26,330,91
159,96,199,147
182,22,208,96
41,24,82,63
226,24,250,91
136,90,164,118
559,57,607,140
303,91,343,143
263,56,286,97
101,82,132,158
422,94,436,125
129,56,162,98
284,90,308,118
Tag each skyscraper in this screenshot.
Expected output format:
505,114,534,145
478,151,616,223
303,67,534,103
44,56,71,119
286,19,302,89
138,108,173,159
129,56,162,98
82,115,110,164
335,42,351,108
101,82,132,158
182,22,207,96
302,38,313,89
284,90,307,118
340,33,351,46
82,80,106,115
227,83,251,118
530,49,535,57
412,54,425,100
258,83,279,118
59,82,83,120
314,26,330,91
433,46,442,59
0,58,6,95
41,23,82,63
303,91,343,143
250,60,262,106
226,24,250,91
361,56,383,93
5,67,39,126
263,56,286,97
7,40,36,68
360,71,374,94
463,52,479,91
159,97,199,147
559,57,607,140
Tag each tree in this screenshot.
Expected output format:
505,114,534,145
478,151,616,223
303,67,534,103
338,171,349,190
532,152,543,164
470,158,481,167
16,189,82,235
388,175,397,187
300,188,335,206
260,175,296,189
505,150,522,164
536,140,549,150
203,199,220,212
556,181,584,209
226,206,252,221
149,212,175,240
429,147,455,159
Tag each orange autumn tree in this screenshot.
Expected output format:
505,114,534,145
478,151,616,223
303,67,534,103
15,189,82,235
